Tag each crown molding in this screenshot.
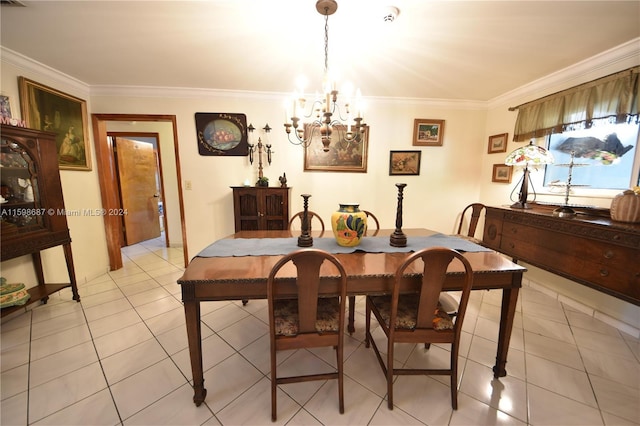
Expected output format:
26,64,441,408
1,46,90,94
488,37,640,109
3,39,639,109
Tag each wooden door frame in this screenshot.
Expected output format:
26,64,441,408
91,114,188,270
110,132,168,245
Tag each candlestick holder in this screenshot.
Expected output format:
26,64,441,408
248,124,273,180
390,183,407,247
297,194,313,247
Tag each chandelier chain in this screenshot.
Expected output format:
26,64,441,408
324,12,329,74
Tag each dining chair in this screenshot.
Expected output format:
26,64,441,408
434,203,484,322
288,210,325,233
363,210,380,235
364,247,474,410
346,209,380,334
456,203,486,239
267,248,348,421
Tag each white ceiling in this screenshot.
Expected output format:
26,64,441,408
1,0,639,101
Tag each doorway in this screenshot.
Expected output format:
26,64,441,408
110,133,164,246
91,114,188,270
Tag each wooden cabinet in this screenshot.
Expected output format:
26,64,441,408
483,204,640,305
1,125,79,317
231,186,290,232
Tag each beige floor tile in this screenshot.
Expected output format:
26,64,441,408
28,362,108,423
110,358,187,420
124,383,215,426
525,354,597,408
527,384,603,426
32,389,120,426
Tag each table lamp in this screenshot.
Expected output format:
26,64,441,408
504,141,554,209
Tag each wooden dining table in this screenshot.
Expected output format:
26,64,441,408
178,228,526,406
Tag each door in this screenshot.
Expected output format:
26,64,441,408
115,137,161,245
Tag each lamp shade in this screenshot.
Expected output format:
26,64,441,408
505,141,554,167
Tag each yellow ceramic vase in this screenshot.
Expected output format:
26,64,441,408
331,203,367,247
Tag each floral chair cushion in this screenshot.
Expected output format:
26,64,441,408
273,297,341,336
369,294,454,331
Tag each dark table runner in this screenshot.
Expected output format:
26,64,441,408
197,234,490,258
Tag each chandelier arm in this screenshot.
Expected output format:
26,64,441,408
302,99,325,119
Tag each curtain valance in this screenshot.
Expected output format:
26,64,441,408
510,66,640,142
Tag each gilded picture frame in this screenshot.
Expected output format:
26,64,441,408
18,77,91,171
413,119,445,146
303,124,369,172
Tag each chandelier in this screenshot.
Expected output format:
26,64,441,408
283,0,366,152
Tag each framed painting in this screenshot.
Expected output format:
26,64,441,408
18,77,91,170
303,124,369,172
389,150,421,175
413,119,444,146
488,133,509,154
195,112,248,156
492,164,513,183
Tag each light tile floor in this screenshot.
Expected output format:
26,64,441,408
1,237,639,425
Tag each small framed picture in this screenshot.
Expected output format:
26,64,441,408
413,119,444,146
488,133,508,154
0,95,12,118
492,164,513,183
389,150,421,175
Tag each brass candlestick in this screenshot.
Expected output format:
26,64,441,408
297,194,313,247
390,183,407,247
248,124,273,180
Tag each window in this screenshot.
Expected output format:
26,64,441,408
543,122,639,191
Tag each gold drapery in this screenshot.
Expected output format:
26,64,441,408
510,66,640,142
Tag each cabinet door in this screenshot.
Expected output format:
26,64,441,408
263,189,288,230
234,188,260,231
1,136,45,236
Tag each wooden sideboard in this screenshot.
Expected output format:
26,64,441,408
482,204,640,305
231,186,290,232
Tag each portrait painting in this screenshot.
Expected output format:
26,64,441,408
18,77,91,171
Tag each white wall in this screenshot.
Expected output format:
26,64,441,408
2,41,639,333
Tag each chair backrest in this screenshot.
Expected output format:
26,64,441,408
391,247,473,335
363,210,380,231
456,203,486,238
288,211,325,232
267,248,347,335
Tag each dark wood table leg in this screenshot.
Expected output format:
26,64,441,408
182,285,207,405
493,272,522,378
347,295,356,334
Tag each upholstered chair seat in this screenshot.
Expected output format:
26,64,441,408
273,297,342,336
368,295,454,331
